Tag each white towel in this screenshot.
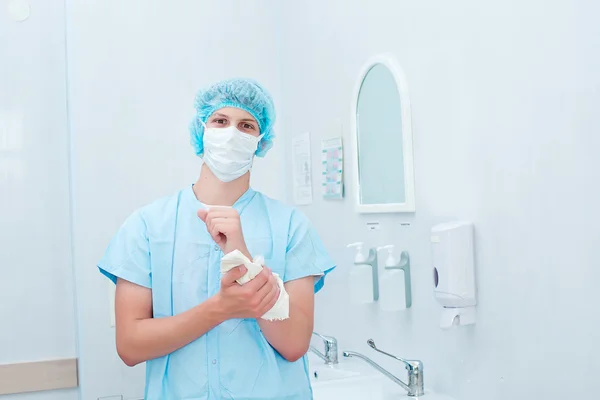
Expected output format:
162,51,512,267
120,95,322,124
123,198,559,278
220,249,290,321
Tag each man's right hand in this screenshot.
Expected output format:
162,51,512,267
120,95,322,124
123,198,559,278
216,266,280,320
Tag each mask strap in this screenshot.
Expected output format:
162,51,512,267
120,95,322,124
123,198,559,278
200,119,207,129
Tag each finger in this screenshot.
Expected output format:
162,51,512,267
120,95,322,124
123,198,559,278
221,266,247,286
208,219,233,241
209,222,226,242
212,222,237,245
244,268,270,292
210,219,237,235
257,279,281,315
207,211,237,221
254,273,277,303
203,211,229,229
204,208,239,221
197,209,208,222
262,268,276,283
209,215,239,234
203,213,219,231
203,212,217,238
207,223,219,242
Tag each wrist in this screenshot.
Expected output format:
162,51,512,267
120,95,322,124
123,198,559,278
226,240,251,259
205,293,231,323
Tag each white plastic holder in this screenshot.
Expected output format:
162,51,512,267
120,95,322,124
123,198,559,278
377,245,412,309
439,306,476,329
431,221,477,330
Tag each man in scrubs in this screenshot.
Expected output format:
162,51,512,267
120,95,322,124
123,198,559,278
98,78,336,399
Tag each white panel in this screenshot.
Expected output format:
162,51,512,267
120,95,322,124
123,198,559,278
0,0,77,373
0,389,78,400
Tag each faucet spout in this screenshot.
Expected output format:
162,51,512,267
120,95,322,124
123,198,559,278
343,351,412,393
343,341,425,397
309,346,328,362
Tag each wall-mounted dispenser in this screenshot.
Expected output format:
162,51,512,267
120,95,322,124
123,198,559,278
431,221,476,329
347,242,379,303
377,245,412,311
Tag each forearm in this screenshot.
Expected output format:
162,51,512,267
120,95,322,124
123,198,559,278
258,304,313,362
117,296,226,366
257,278,315,362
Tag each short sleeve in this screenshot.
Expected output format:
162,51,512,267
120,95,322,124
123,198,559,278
98,210,152,289
284,210,336,293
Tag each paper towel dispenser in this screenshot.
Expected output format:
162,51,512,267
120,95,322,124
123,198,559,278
431,221,476,328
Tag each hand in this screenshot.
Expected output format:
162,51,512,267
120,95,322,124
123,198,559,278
216,265,281,320
197,207,249,255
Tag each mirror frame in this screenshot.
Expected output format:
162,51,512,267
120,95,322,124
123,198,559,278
351,54,416,213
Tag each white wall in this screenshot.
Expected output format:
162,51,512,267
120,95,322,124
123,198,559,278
0,1,78,399
6,1,599,399
279,1,600,399
65,1,282,398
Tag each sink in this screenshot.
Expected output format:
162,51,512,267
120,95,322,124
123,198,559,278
309,364,361,382
381,387,457,400
307,352,372,382
313,375,385,399
308,352,385,399
314,381,454,400
307,353,455,400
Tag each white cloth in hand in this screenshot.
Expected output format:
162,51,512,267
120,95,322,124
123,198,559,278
220,249,290,321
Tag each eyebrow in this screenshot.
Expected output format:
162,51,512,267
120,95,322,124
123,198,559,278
239,118,257,124
212,113,229,119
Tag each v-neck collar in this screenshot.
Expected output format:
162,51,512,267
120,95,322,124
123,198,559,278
186,184,256,215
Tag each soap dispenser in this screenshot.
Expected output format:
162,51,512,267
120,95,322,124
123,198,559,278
378,245,412,311
378,245,404,311
347,242,375,304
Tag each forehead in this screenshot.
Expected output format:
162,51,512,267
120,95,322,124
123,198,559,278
210,107,256,122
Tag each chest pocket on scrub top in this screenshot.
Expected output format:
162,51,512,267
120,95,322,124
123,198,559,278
172,241,211,314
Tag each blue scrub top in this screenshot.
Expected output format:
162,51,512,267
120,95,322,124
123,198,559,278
98,186,336,400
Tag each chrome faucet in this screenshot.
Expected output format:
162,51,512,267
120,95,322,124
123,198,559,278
309,332,338,365
343,339,424,397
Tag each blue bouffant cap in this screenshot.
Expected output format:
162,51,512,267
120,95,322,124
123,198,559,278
189,78,276,157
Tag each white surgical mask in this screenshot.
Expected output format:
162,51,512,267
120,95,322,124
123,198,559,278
202,125,262,182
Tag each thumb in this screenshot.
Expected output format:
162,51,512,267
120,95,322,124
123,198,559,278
197,209,208,222
221,266,247,286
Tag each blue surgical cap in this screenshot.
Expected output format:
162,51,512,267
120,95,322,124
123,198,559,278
189,78,276,158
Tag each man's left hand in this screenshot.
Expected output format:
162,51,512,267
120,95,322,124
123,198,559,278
197,207,250,256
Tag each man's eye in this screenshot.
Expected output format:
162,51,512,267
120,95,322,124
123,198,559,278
214,119,226,124
243,123,255,130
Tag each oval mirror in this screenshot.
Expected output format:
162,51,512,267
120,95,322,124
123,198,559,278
351,55,415,213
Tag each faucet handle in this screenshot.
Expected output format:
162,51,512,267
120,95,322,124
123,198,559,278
312,332,338,364
367,339,422,371
312,331,337,345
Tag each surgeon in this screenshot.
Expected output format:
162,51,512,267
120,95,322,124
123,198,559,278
98,78,336,400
